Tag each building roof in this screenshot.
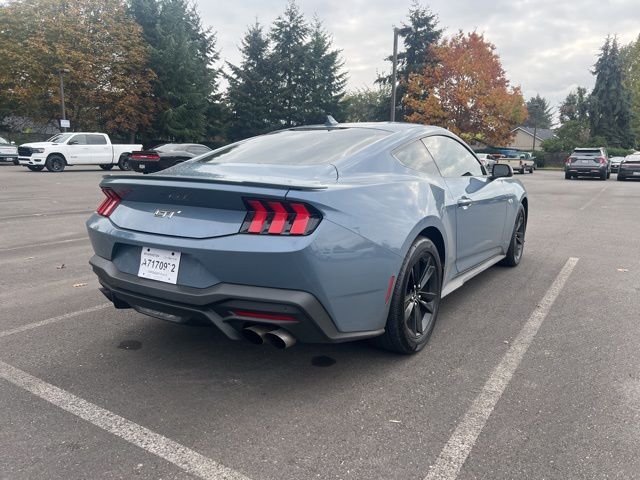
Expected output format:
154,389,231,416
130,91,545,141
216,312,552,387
511,126,555,141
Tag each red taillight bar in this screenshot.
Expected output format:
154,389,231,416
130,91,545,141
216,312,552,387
240,198,321,236
96,187,121,217
130,152,160,161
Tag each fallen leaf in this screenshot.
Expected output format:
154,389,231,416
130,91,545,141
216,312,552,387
73,282,88,288
389,420,401,423
57,264,66,269
617,268,629,272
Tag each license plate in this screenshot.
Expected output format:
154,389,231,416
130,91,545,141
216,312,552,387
581,160,590,164
138,247,181,284
633,172,640,176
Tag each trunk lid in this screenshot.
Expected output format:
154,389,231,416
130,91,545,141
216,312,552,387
101,164,335,239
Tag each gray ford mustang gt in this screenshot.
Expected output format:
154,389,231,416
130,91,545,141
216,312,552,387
87,121,527,354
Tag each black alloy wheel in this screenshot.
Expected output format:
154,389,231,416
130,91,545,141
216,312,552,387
100,164,114,170
500,205,526,267
118,155,131,171
45,155,66,172
374,237,442,354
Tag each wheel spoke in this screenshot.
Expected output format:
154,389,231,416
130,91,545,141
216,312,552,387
413,301,422,334
404,297,415,322
419,265,435,289
419,299,434,314
420,290,438,301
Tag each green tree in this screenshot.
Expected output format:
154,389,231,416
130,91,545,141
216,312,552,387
559,87,589,124
621,35,640,146
589,36,634,148
378,2,443,120
541,120,590,152
0,0,155,137
130,0,220,142
225,22,275,141
524,94,553,129
343,86,391,122
303,18,347,123
269,1,310,127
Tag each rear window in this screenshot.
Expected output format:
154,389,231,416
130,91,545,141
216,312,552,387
573,149,601,156
196,128,390,166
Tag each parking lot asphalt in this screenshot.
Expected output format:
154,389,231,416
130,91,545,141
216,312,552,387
1,165,639,480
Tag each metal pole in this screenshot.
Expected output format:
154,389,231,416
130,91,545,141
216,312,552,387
390,27,399,122
59,71,67,132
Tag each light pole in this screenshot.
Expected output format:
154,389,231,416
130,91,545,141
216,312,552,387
58,69,69,132
390,27,399,122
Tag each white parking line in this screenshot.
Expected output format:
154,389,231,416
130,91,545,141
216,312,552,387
579,185,607,211
0,237,87,252
424,257,579,480
0,360,252,480
0,304,111,338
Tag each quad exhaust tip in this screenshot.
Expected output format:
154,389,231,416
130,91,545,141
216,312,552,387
241,326,297,349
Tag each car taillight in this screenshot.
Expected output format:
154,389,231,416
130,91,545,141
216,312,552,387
566,156,574,164
240,198,321,236
96,187,121,217
598,157,606,164
130,152,160,161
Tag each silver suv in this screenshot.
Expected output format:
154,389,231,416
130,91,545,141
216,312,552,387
565,147,610,180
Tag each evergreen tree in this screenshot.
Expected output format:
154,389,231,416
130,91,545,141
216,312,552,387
343,86,390,122
621,35,640,146
303,19,347,123
270,1,310,127
589,36,634,148
559,87,589,124
524,94,553,129
377,2,443,120
129,0,220,142
225,22,275,141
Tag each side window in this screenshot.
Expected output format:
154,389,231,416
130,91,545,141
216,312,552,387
68,134,87,145
87,134,107,145
392,140,441,177
422,135,483,177
188,146,210,155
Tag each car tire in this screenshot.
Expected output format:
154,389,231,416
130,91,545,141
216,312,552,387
27,165,44,172
618,175,625,181
373,237,442,354
529,166,534,173
45,154,66,172
600,170,607,180
565,172,571,179
117,155,131,171
99,164,114,170
520,167,526,174
499,205,526,267
607,171,611,179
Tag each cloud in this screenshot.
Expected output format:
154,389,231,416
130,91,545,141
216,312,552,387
197,0,639,114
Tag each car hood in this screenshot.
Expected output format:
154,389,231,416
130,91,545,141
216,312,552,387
20,142,57,148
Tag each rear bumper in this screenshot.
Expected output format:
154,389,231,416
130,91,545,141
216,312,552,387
618,167,640,177
566,165,607,176
90,254,384,343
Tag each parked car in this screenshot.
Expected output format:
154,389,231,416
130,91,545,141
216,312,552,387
18,133,142,172
494,154,535,174
476,153,496,173
87,122,527,354
564,147,610,180
609,156,625,173
617,152,640,181
129,143,212,174
0,136,18,164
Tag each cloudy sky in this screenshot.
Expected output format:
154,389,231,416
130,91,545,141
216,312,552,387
197,0,639,123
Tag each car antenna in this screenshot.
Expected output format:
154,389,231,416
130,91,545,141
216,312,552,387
325,115,339,127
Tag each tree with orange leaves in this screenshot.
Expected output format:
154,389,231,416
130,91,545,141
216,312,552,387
404,31,527,146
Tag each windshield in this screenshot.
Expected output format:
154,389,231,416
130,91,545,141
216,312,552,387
197,128,390,166
46,133,74,143
0,136,9,144
153,144,182,152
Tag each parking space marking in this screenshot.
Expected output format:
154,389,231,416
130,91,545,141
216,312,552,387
0,237,87,252
424,257,579,480
0,360,252,480
579,185,607,211
0,304,111,338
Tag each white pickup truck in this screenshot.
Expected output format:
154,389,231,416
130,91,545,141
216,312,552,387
18,132,142,172
494,152,536,174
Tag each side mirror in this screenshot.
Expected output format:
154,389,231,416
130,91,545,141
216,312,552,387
68,140,78,145
10,141,15,145
491,163,513,179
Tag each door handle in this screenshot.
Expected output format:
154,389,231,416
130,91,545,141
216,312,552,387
457,197,473,208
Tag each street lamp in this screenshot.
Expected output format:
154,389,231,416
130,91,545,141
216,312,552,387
58,68,70,132
390,27,399,122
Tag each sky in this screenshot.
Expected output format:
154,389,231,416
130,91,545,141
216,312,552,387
197,0,640,123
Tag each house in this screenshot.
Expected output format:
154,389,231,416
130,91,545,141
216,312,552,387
508,126,554,151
